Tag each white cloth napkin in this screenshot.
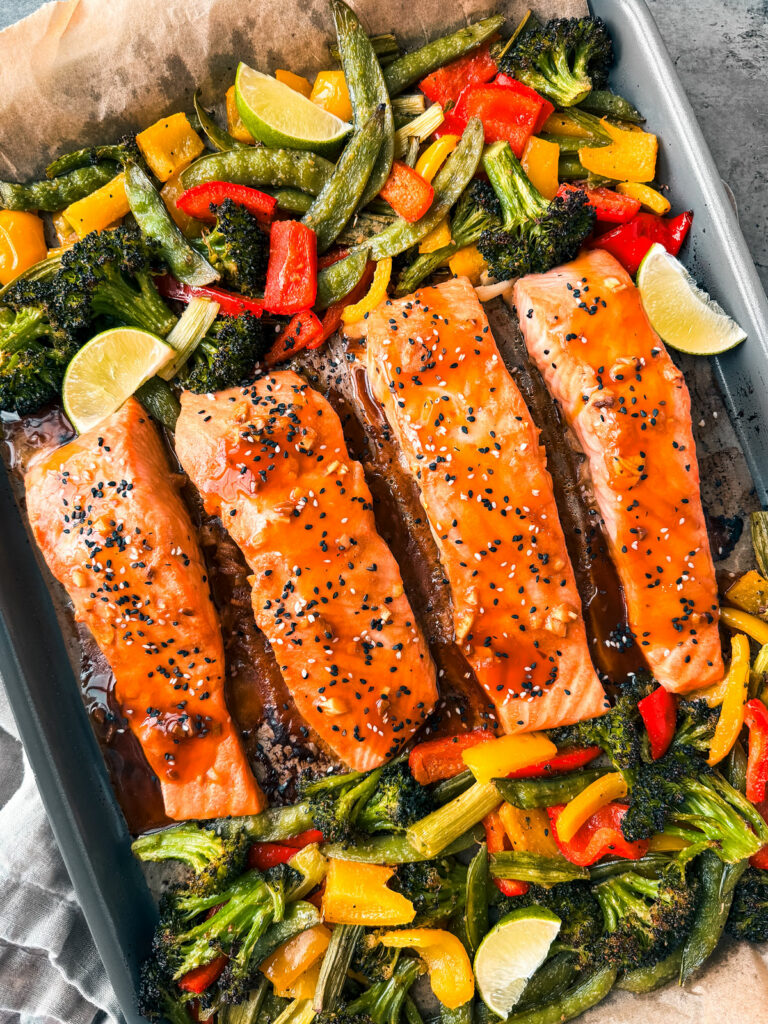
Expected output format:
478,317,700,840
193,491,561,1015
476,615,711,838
0,682,121,1024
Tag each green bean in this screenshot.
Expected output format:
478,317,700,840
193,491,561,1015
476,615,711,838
136,378,181,431
578,89,644,124
180,148,335,195
494,769,609,810
680,850,747,983
315,247,370,310
331,0,395,207
329,32,401,67
247,901,320,967
266,188,314,214
214,801,315,840
506,966,617,1024
432,768,475,805
588,853,669,883
383,15,505,97
617,948,682,993
490,851,589,885
539,132,610,154
125,162,218,286
321,825,481,865
194,90,246,152
464,843,489,957
303,106,386,252
352,117,484,261
0,163,118,211
516,954,579,1010
45,143,136,178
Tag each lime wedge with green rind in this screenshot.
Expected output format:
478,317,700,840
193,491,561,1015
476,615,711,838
474,905,561,1016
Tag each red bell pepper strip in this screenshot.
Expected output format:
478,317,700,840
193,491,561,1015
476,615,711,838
433,111,471,141
745,699,768,805
155,273,265,318
638,686,677,761
281,829,324,848
590,210,694,276
379,162,434,223
409,728,495,785
547,803,650,867
483,810,529,896
419,42,498,106
178,955,228,994
264,309,323,367
557,182,641,224
176,181,277,223
248,842,302,871
493,73,554,133
451,82,543,157
264,220,317,314
507,746,603,778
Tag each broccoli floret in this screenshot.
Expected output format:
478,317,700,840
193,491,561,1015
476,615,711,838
131,822,248,895
183,312,267,394
391,857,467,925
138,958,193,1024
510,882,603,968
202,199,269,297
726,867,768,943
477,141,595,281
498,16,613,107
318,955,425,1024
673,698,720,755
54,225,176,337
356,761,435,834
594,863,697,970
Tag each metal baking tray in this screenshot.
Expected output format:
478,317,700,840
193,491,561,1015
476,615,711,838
1,1,766,1021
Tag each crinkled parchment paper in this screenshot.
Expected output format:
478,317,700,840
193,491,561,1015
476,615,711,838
0,0,765,1019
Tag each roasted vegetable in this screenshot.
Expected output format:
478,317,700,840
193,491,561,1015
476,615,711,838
202,198,269,295
182,311,267,393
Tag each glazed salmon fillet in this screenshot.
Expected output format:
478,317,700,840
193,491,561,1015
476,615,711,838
25,398,265,820
174,371,437,771
514,249,723,692
356,276,608,733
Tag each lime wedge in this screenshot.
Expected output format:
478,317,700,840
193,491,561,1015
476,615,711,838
235,63,351,155
63,327,173,434
636,242,746,355
474,906,561,1016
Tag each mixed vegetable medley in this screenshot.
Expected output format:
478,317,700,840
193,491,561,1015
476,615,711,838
1,3,765,1024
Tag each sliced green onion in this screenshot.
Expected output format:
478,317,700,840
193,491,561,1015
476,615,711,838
274,998,316,1024
158,296,220,380
218,978,269,1024
407,781,500,858
392,94,427,119
394,103,444,159
313,924,363,1012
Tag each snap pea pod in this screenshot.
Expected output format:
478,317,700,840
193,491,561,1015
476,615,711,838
180,147,335,195
505,966,617,1024
194,90,246,152
125,162,218,286
588,853,669,883
679,850,748,983
494,768,609,810
516,954,579,1010
383,15,505,97
267,188,314,214
433,768,475,805
405,998,425,1024
490,851,589,885
351,117,484,261
303,106,386,253
315,247,370,310
336,208,396,248
578,89,644,124
464,842,489,958
558,153,613,187
332,0,395,207
726,739,748,792
441,1003,473,1024
0,162,118,211
46,142,137,178
539,132,610,154
136,378,181,432
617,948,682,993
329,32,401,67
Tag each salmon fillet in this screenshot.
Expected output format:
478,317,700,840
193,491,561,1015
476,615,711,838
356,276,608,733
25,398,265,821
514,249,723,692
174,371,437,771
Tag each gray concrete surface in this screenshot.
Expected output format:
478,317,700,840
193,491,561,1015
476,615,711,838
1,0,766,291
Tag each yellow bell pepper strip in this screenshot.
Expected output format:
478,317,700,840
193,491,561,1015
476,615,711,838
497,803,560,857
0,211,47,286
541,111,598,139
226,86,256,143
160,169,203,238
273,998,316,1024
721,605,768,646
726,570,768,622
276,961,323,1000
707,633,751,766
310,70,353,123
448,244,486,283
616,181,670,215
341,257,392,323
379,929,474,1010
136,113,205,182
462,732,557,785
554,772,629,844
63,172,130,238
647,833,691,852
260,924,331,992
276,69,313,98
321,859,415,926
415,135,459,184
521,136,560,200
419,217,452,254
579,121,658,182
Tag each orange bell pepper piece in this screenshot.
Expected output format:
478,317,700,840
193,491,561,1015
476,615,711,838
136,112,205,182
310,71,353,122
521,136,560,200
0,211,47,286
260,924,331,991
226,86,256,144
276,69,313,98
322,859,415,926
379,929,474,1009
579,121,658,182
497,803,559,857
379,161,434,223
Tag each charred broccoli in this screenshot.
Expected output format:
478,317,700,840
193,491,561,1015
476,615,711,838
131,822,248,895
510,881,603,968
391,857,467,925
673,698,720,755
183,312,267,394
498,16,613,107
477,141,595,281
202,199,269,297
726,867,768,943
138,958,193,1024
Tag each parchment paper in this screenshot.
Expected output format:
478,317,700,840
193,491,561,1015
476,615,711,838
0,0,765,1019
